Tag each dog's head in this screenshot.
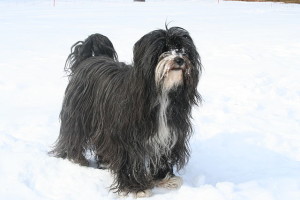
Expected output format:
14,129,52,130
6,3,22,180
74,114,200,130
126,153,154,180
133,27,201,94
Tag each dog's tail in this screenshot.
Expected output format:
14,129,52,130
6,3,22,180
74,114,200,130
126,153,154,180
65,33,118,74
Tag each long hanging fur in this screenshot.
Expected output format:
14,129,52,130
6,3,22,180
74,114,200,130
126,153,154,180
50,27,201,194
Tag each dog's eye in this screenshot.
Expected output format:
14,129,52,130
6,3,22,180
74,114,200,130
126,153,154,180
158,52,170,61
183,35,190,39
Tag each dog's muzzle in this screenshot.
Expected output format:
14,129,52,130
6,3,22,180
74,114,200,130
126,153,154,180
169,57,187,71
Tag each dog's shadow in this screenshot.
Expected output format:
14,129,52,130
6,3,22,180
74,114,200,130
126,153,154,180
184,132,300,186
84,132,300,196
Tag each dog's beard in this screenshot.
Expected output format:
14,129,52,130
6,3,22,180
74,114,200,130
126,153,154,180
155,50,191,92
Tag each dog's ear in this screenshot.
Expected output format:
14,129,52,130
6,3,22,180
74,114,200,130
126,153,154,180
133,29,167,69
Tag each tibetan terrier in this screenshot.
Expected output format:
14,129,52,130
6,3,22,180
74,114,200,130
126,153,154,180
50,26,201,197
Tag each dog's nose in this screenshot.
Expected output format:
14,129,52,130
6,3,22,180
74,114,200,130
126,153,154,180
175,57,184,66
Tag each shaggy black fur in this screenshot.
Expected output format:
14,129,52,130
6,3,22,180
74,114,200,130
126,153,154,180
50,26,201,194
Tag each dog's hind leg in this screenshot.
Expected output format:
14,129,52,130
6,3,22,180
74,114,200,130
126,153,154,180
50,139,89,166
69,148,89,166
95,155,110,169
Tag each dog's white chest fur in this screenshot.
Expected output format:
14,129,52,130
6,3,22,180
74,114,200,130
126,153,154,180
158,94,171,146
150,94,177,157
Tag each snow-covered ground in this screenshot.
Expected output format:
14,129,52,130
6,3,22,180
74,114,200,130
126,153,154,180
1,0,300,199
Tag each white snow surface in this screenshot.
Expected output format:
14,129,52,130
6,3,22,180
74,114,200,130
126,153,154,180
1,0,300,199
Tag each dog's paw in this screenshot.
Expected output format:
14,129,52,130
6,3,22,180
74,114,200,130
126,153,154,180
118,190,152,198
155,175,183,189
117,191,128,198
133,189,152,198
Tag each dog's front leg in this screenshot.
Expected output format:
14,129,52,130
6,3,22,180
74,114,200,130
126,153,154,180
153,158,183,190
113,162,154,198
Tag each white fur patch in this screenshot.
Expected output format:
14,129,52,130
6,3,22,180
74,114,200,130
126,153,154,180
148,93,177,163
163,70,183,91
157,93,172,148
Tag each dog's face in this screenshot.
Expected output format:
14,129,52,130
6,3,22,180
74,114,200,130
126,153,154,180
133,27,200,93
155,49,192,91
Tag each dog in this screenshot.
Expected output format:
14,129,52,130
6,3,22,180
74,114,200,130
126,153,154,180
50,26,201,197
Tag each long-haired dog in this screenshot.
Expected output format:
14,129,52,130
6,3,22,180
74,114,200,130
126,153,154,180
50,26,201,197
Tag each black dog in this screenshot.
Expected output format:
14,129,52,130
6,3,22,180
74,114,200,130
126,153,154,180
50,26,201,197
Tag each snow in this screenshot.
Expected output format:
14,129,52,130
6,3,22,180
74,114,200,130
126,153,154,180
1,0,300,199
